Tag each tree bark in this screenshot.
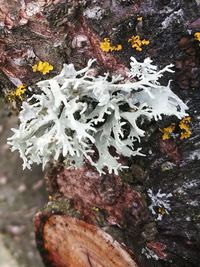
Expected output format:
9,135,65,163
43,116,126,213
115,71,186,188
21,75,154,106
1,0,200,266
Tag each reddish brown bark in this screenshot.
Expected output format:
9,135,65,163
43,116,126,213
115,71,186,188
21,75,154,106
51,166,147,226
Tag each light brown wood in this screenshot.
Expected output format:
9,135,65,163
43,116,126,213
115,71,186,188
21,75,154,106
43,215,138,267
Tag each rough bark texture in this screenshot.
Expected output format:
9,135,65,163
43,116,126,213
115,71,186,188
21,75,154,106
1,0,200,267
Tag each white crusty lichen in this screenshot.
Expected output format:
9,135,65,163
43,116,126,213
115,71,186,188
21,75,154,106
147,189,173,220
142,246,159,260
7,57,188,174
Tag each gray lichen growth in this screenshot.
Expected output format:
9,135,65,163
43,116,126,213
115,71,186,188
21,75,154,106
8,57,187,174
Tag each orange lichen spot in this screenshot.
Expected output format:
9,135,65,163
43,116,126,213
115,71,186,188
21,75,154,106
128,35,150,51
32,61,53,75
160,123,176,140
194,32,200,45
179,116,191,140
7,84,26,102
100,38,122,52
137,16,143,21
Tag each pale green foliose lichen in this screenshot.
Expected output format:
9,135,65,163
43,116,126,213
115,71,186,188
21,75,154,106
7,57,188,174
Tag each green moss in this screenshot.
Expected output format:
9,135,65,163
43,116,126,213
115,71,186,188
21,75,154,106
94,209,107,227
41,199,81,219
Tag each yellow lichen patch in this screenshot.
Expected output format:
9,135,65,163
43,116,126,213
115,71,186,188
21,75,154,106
158,207,166,215
137,16,143,21
179,116,191,140
92,207,99,212
194,32,200,45
14,84,26,99
128,35,150,51
160,123,176,140
100,38,122,52
32,61,53,75
6,84,26,102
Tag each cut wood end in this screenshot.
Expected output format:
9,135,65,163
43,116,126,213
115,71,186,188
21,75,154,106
35,214,139,267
